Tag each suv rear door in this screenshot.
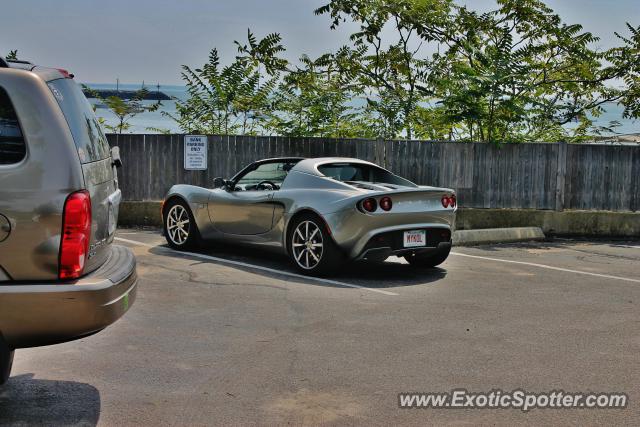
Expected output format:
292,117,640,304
47,78,121,274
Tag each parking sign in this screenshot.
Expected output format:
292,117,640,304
184,135,207,170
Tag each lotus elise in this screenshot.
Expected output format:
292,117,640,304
162,157,456,275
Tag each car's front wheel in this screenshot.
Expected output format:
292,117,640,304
404,245,451,268
288,213,342,276
163,199,200,250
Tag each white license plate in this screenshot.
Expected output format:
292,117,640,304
403,230,426,247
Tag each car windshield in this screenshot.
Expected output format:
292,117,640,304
318,163,416,187
235,160,301,190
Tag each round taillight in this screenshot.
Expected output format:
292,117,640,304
362,197,377,212
450,194,457,208
441,195,450,208
380,196,392,211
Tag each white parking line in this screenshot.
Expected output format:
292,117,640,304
115,237,156,248
115,237,399,296
450,251,640,284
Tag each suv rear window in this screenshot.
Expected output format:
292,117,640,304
48,78,110,163
0,87,26,165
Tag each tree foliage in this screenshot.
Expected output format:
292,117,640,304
609,23,640,120
171,1,639,143
165,32,281,135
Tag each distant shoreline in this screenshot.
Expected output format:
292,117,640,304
83,88,171,101
84,83,638,136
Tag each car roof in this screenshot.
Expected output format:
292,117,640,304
232,157,379,179
244,157,379,175
0,56,72,82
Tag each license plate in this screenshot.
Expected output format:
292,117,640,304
403,230,426,247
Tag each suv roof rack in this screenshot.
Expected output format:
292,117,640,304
7,59,33,65
0,57,72,78
0,57,36,70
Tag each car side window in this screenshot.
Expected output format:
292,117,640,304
0,87,26,165
235,161,297,191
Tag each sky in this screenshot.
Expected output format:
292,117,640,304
1,0,638,85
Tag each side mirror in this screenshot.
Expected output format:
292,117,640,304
111,146,122,168
213,177,227,189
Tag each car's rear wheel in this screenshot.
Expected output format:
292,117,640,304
0,345,13,385
164,199,200,250
288,213,342,276
404,246,451,268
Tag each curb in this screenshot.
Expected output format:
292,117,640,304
453,227,545,246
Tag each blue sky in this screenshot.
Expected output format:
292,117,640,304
1,0,638,84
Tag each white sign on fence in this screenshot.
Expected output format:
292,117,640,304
184,135,208,170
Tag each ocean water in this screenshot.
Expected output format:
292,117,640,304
86,83,186,134
85,83,639,136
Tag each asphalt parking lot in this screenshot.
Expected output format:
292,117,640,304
1,229,639,426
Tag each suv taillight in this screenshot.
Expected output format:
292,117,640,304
59,190,91,280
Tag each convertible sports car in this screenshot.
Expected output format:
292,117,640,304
162,157,457,276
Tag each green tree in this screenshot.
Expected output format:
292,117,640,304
174,1,639,142
169,32,282,135
268,50,371,137
315,0,455,139
434,0,624,143
608,24,640,120
5,50,18,60
317,0,637,142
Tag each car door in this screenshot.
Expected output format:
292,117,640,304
207,160,296,235
208,189,276,235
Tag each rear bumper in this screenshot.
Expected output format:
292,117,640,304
0,245,137,349
324,208,456,259
358,241,452,261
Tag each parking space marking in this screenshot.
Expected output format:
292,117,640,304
115,237,399,296
451,251,640,284
115,237,156,248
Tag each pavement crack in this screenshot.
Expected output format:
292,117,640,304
139,258,289,291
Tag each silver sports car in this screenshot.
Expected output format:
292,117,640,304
162,157,457,275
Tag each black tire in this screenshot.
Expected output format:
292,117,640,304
404,245,451,268
287,213,343,276
0,346,14,385
163,198,200,250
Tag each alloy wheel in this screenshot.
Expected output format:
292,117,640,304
167,204,190,246
292,220,324,270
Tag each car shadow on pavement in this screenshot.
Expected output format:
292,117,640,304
0,373,100,426
149,243,448,289
335,260,447,288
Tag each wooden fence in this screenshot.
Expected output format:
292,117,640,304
106,134,640,212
